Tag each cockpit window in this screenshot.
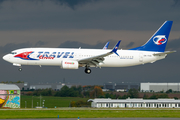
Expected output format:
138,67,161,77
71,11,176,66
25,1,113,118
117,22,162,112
11,52,17,55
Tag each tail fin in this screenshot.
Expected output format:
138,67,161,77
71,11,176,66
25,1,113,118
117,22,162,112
130,21,173,52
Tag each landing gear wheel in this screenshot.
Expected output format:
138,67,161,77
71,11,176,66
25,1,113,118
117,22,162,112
18,68,22,72
85,68,91,74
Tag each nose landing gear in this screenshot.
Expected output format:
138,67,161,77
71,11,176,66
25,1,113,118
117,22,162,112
18,67,22,72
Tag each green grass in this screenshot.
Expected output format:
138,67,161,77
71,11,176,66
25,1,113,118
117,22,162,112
2,96,180,118
21,95,89,108
1,109,180,118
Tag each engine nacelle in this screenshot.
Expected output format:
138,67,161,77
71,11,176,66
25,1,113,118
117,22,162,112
61,60,79,69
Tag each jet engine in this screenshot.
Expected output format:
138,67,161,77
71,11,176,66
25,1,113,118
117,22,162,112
61,60,79,69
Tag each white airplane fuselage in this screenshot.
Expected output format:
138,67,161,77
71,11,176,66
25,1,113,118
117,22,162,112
3,48,165,68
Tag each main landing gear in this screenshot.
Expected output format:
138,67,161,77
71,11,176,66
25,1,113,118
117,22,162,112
85,68,91,74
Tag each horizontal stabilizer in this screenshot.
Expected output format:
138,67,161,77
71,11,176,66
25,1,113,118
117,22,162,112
153,51,176,56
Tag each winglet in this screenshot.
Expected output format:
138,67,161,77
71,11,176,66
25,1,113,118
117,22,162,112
103,42,110,50
110,40,121,56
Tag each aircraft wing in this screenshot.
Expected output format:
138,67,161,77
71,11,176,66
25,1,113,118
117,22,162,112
78,41,121,67
153,51,176,56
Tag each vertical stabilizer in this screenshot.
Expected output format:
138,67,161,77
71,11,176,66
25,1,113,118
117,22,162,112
130,21,173,52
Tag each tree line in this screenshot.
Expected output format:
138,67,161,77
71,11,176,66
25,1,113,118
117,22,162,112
24,85,104,98
24,86,177,107
1,81,24,83
24,85,173,99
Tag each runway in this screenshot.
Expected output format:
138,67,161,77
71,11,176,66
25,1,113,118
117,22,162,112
2,118,180,120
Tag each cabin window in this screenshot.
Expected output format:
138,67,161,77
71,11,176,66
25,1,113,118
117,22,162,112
11,52,17,55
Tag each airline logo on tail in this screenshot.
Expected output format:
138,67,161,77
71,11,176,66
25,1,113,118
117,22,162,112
153,35,167,45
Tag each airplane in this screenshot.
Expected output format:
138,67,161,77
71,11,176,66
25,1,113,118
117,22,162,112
3,21,175,74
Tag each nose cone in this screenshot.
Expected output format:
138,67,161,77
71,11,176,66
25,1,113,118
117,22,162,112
3,54,9,61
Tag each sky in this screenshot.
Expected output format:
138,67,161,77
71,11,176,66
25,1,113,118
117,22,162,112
0,0,180,85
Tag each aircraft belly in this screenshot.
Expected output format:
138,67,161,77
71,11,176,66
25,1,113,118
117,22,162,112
17,59,61,66
37,59,61,66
